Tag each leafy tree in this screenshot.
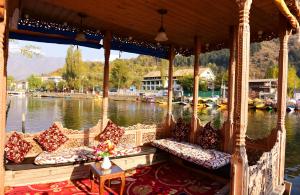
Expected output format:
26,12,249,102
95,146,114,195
62,46,84,90
265,65,279,79
42,80,56,92
10,40,41,58
287,66,300,97
27,75,42,91
57,80,67,92
265,64,300,97
160,59,168,88
110,59,132,89
7,76,15,90
177,75,194,93
199,80,208,91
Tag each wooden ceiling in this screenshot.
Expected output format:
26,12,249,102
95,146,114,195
8,0,283,49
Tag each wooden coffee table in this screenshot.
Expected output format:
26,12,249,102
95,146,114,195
90,162,125,195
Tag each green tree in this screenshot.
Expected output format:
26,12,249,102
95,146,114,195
57,80,67,92
199,80,208,91
111,59,132,89
27,75,42,91
265,65,279,79
42,80,56,92
287,66,300,97
265,64,300,97
62,46,84,90
160,59,168,88
7,76,15,90
177,75,194,93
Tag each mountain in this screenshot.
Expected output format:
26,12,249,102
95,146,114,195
7,53,65,80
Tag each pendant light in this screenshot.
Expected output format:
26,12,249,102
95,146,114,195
75,13,87,42
155,9,168,42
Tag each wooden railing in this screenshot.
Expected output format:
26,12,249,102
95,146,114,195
247,130,283,194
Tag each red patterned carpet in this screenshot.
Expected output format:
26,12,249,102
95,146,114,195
5,162,227,195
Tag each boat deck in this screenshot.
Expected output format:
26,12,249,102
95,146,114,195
5,162,229,195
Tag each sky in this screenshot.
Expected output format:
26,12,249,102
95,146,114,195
9,39,138,61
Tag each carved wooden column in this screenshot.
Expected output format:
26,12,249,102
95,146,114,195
165,45,175,136
230,0,252,194
224,26,237,153
101,31,112,132
190,36,201,143
277,19,290,187
0,0,7,193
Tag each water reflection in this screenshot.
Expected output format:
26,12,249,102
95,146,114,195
5,96,300,194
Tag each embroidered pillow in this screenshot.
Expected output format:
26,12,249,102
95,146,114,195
172,118,189,142
98,121,125,145
34,123,69,152
197,122,220,149
5,132,33,163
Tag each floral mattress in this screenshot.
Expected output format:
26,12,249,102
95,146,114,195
34,146,141,165
151,138,231,170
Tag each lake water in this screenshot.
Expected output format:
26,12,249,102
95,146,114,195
6,96,300,194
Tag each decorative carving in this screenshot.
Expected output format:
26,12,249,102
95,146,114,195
231,1,252,194
142,132,156,144
5,121,160,157
248,132,280,195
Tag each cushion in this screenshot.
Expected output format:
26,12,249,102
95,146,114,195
152,138,230,170
98,120,125,145
34,147,95,165
34,123,69,152
172,118,189,142
197,122,220,149
5,132,33,163
112,145,142,157
34,145,142,165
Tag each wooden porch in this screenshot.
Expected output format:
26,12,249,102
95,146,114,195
0,0,299,194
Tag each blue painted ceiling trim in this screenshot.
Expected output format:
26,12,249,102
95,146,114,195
9,32,103,49
13,23,169,59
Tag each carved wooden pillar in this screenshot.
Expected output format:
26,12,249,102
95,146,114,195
101,31,112,132
230,0,252,194
165,45,175,136
0,0,7,193
225,26,237,153
277,19,290,187
190,36,201,143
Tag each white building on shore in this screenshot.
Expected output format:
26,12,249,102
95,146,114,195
142,68,215,91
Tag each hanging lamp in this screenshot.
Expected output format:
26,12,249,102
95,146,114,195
75,13,87,42
155,9,168,42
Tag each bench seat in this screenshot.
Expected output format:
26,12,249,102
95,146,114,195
5,146,155,171
151,138,231,170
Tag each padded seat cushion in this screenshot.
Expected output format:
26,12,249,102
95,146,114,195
34,146,95,165
5,146,157,171
34,146,142,165
151,138,231,170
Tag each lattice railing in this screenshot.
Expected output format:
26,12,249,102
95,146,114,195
247,131,280,195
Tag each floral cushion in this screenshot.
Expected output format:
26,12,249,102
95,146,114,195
172,118,190,142
34,123,69,152
34,147,95,165
34,146,142,165
5,132,33,163
152,138,230,170
112,145,142,157
197,122,220,149
98,120,125,145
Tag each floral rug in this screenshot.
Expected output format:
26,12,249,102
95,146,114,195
5,162,227,195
